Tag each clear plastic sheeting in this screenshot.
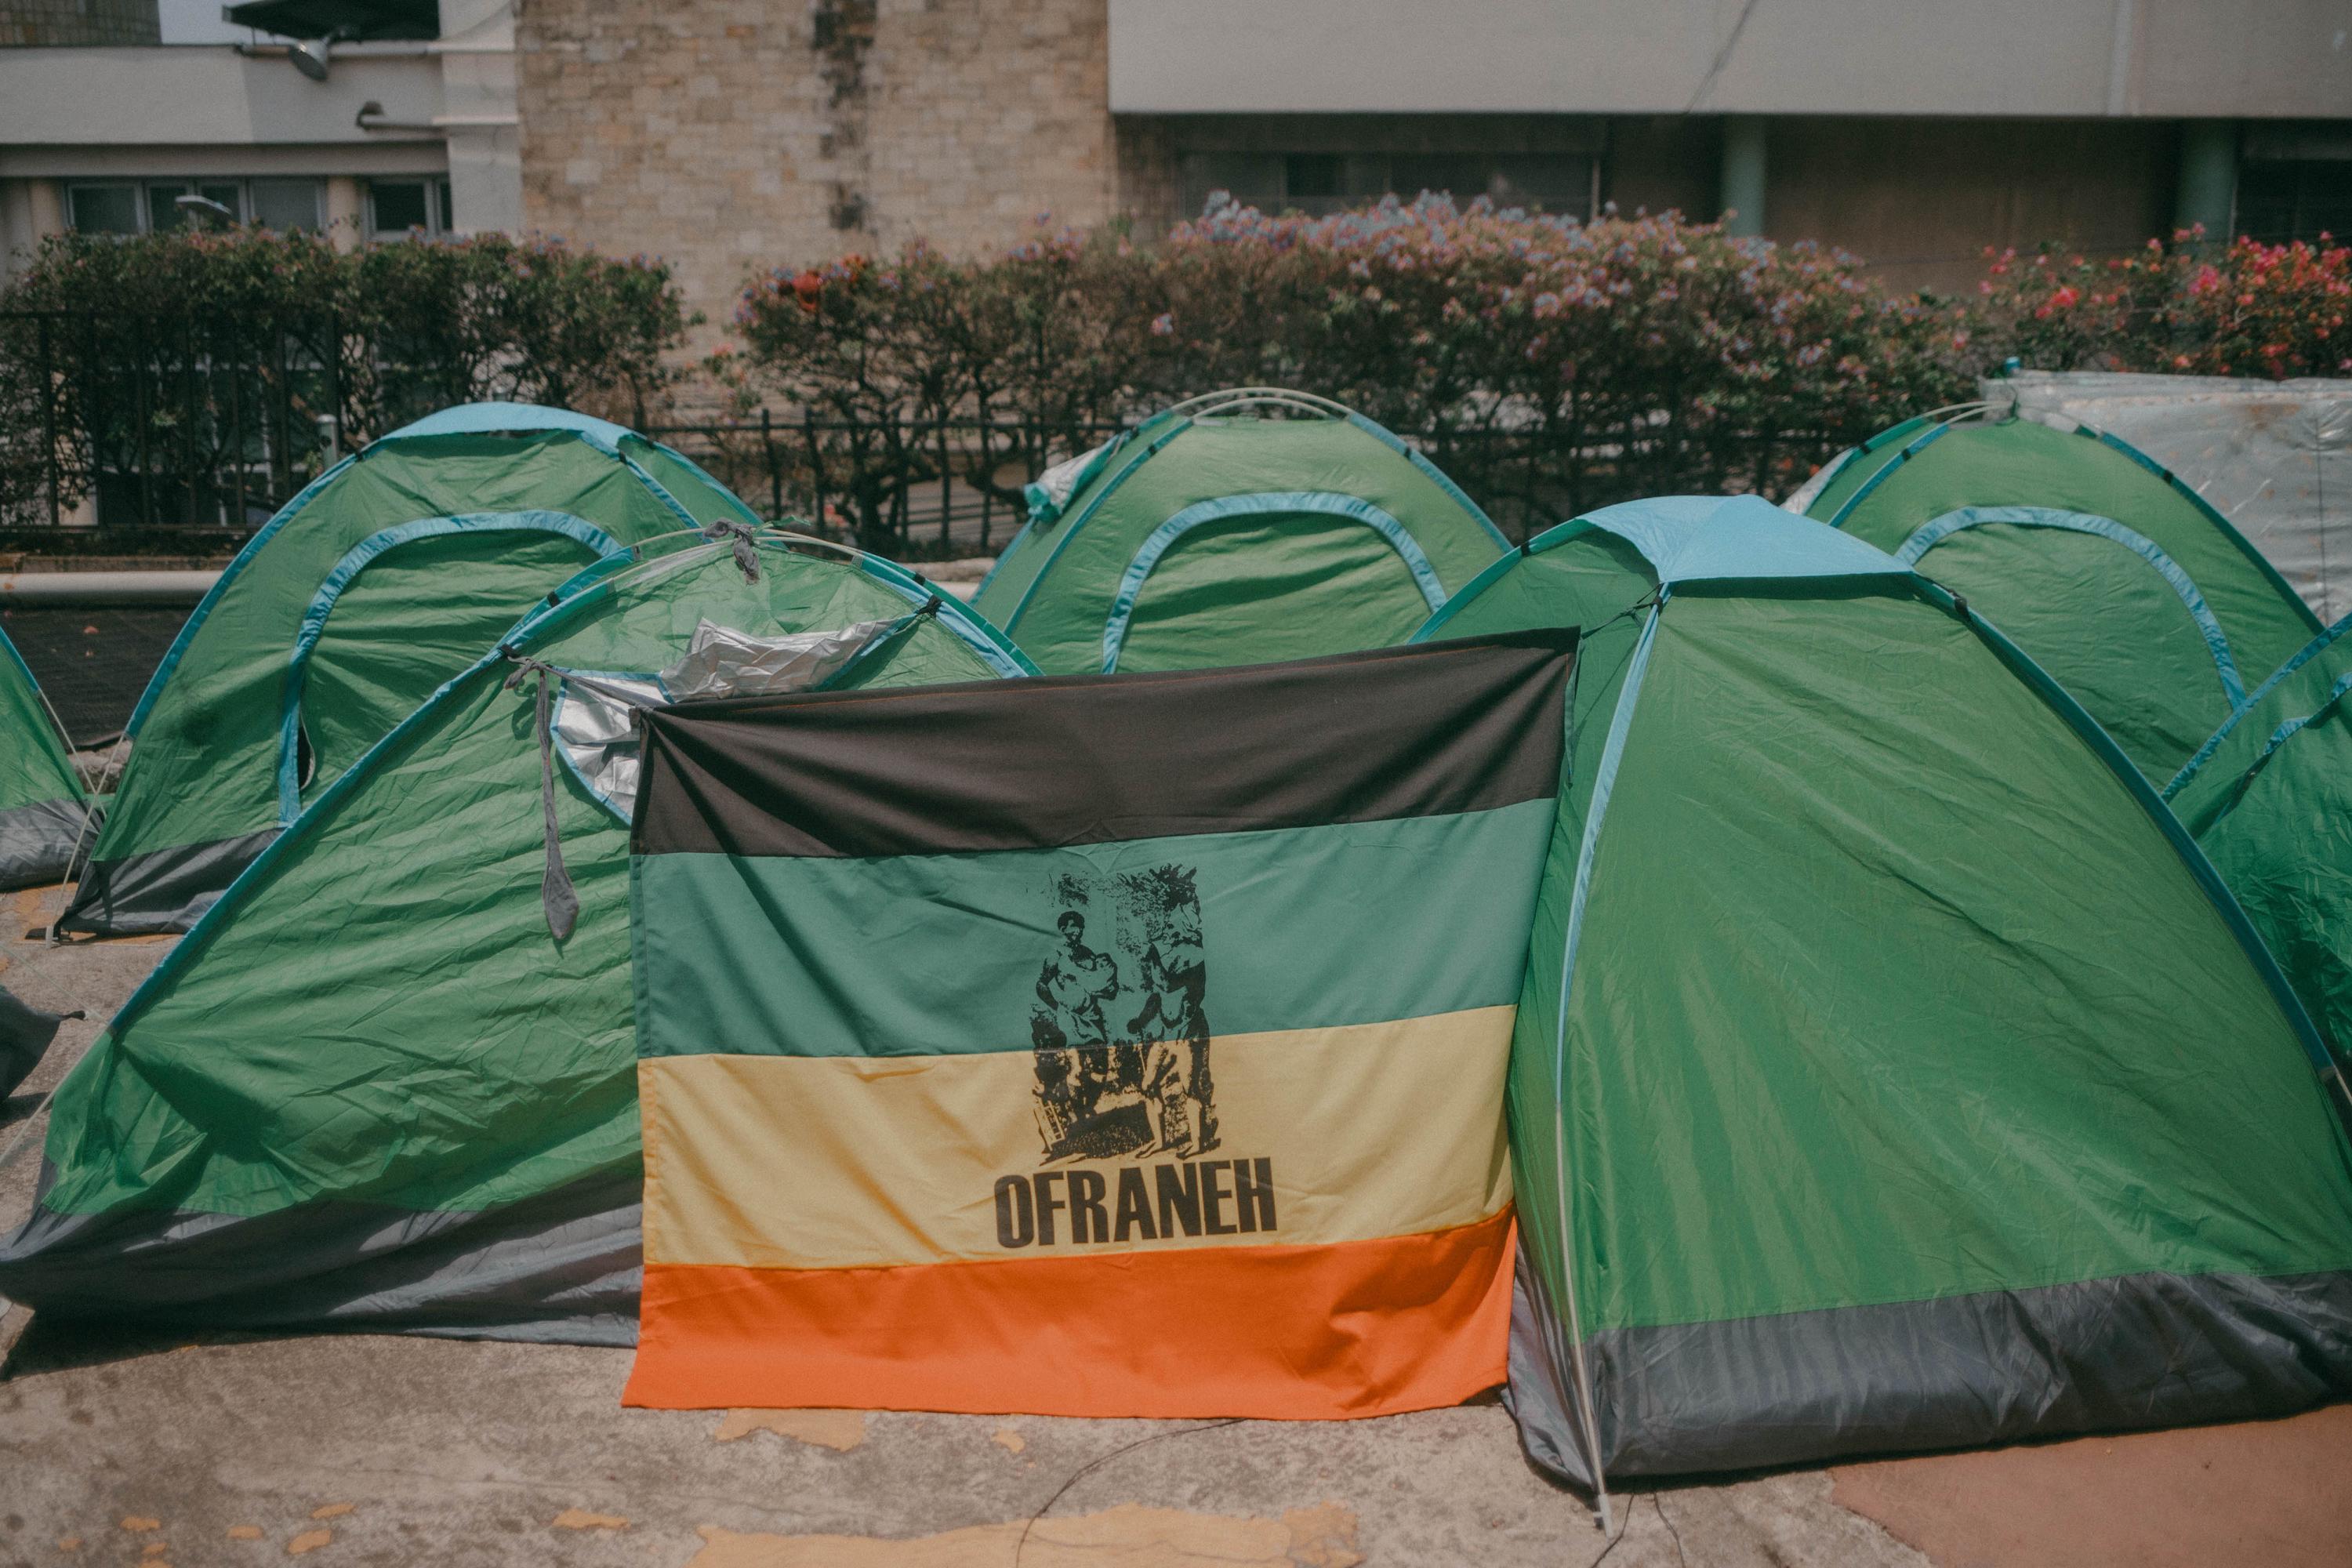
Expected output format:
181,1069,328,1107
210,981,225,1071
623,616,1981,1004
554,618,902,821
659,618,898,701
553,674,666,821
1989,371,2352,624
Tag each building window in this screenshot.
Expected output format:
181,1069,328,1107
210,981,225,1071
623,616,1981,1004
2238,161,2352,245
65,184,141,235
249,178,325,233
368,178,454,239
1179,151,1591,220
63,178,325,236
151,182,245,231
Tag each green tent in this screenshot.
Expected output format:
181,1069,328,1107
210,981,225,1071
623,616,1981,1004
1795,410,2322,780
1416,495,2352,1496
972,389,1508,674
0,534,1032,1339
2165,614,2352,1063
64,401,760,937
0,622,91,891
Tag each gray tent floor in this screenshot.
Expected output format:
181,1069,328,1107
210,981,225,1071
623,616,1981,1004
2,902,2347,1567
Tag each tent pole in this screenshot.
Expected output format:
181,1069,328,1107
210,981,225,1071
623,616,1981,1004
1552,1108,1612,1531
1541,599,1668,1525
48,726,133,944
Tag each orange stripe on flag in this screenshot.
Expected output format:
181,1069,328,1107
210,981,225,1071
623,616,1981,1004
624,1209,1515,1419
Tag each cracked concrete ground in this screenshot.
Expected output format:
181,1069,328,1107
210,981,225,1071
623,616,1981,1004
3,905,2347,1568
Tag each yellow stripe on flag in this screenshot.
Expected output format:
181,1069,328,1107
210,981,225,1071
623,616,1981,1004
641,1006,1514,1271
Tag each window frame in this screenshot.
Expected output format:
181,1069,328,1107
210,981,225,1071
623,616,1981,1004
366,176,456,241
63,176,330,237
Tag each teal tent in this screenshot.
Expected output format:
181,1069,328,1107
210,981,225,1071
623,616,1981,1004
0,622,92,890
1795,410,2322,779
2167,615,2352,1063
1417,495,2352,1495
0,533,1032,1338
974,390,1508,673
64,402,760,936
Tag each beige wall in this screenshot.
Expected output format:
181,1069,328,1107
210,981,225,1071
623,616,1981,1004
509,0,2289,341
515,0,1117,352
1109,0,2352,121
1765,118,2179,296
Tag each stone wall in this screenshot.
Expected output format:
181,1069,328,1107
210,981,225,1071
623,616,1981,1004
0,0,158,45
515,0,1119,350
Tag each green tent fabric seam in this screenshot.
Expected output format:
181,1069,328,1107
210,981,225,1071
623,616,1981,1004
1895,506,2248,706
2165,614,2352,798
1920,576,2347,1086
274,510,623,822
1822,419,1958,529
1530,592,1667,1483
997,418,1196,635
1338,411,1511,550
86,535,1024,1051
1,622,80,780
2089,427,2321,635
2191,667,2352,839
993,403,1504,640
849,554,1038,678
120,423,736,744
123,452,361,739
1098,491,1447,672
1817,412,2321,644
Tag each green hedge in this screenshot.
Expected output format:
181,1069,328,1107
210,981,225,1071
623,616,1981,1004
0,228,692,528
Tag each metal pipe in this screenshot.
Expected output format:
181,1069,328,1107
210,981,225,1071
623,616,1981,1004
0,570,218,606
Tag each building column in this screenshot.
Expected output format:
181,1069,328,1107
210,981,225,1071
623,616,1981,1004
27,178,66,241
2174,121,2237,244
326,176,366,252
1720,117,1766,238
2,179,66,283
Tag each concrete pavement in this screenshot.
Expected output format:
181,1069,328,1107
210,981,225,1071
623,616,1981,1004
2,902,2346,1568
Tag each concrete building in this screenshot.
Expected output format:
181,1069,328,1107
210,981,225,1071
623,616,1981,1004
5,2,2348,315
0,0,521,278
512,0,2351,331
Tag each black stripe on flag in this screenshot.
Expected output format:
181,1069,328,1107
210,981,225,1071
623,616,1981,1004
633,630,1577,858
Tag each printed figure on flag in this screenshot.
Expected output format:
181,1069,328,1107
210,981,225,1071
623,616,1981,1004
1030,865,1217,1162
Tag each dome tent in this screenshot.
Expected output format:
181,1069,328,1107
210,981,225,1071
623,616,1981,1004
2165,614,2352,1063
0,534,1032,1341
1793,408,2322,780
972,389,1508,674
0,623,91,890
1415,496,2352,1501
64,401,761,937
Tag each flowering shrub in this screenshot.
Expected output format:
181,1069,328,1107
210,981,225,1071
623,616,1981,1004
1978,230,2352,379
731,196,1978,536
0,227,692,528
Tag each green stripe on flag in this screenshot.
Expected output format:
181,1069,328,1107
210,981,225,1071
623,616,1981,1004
633,800,1554,1061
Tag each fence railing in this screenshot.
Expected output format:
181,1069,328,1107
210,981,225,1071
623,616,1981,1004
640,415,1128,559
2,309,1871,556
1,309,352,535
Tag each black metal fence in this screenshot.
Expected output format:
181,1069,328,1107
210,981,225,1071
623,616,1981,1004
640,415,1851,557
0,309,349,536
2,308,1867,557
641,415,1127,559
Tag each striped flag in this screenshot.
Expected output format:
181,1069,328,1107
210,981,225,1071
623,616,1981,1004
623,631,1573,1418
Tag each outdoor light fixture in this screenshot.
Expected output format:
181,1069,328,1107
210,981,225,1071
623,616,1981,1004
287,37,332,80
173,194,238,224
233,26,355,82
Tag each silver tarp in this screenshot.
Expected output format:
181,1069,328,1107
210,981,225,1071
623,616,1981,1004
1990,371,2352,624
